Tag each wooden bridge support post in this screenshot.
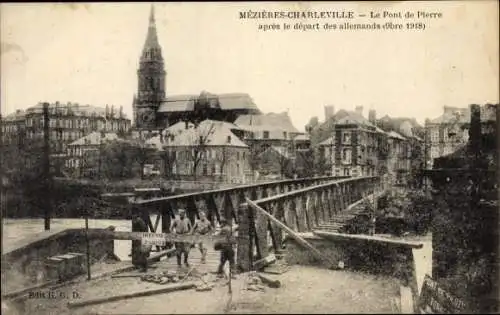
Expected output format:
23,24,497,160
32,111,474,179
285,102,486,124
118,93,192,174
295,196,307,232
237,202,251,272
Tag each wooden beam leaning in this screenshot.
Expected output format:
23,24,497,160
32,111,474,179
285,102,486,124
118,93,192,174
246,198,337,269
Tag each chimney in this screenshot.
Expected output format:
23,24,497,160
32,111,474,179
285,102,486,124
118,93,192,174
355,106,363,116
324,105,335,121
368,110,376,123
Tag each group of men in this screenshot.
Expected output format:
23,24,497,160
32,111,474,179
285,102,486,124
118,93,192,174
132,209,236,278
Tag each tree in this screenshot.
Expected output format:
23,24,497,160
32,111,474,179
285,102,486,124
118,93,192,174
314,146,330,176
160,147,177,179
99,140,134,179
295,149,315,178
186,122,216,180
214,145,231,182
305,116,319,133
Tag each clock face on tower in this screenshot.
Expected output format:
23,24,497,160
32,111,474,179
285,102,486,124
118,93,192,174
138,108,156,127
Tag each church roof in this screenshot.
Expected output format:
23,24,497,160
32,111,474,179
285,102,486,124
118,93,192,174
157,93,260,113
158,95,197,112
217,93,260,112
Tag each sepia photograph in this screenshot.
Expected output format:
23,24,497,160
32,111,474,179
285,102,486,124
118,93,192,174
1,1,498,314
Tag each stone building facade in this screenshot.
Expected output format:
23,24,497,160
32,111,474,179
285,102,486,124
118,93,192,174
1,102,130,160
425,104,498,169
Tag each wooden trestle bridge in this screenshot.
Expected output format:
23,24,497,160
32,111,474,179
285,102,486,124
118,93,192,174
127,175,380,272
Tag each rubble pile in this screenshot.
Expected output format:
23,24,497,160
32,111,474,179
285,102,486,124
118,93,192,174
245,272,266,292
141,270,182,285
140,268,209,286
244,271,281,292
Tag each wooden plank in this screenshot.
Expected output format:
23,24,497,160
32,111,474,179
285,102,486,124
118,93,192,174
100,230,237,244
253,254,276,270
313,231,424,249
153,214,161,233
257,273,281,288
400,285,414,314
246,198,337,269
67,282,196,308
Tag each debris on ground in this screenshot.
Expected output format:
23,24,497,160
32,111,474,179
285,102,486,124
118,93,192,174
139,268,208,285
244,271,281,292
262,259,290,275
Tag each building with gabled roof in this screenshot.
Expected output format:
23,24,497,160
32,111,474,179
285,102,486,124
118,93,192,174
144,119,251,182
65,131,122,177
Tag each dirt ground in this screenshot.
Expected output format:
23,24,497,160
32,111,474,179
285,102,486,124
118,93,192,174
11,265,400,315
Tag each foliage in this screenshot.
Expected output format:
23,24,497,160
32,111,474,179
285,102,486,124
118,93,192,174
99,140,135,179
376,188,434,235
186,122,216,180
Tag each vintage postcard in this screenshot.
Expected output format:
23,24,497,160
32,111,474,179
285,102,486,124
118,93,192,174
1,1,498,314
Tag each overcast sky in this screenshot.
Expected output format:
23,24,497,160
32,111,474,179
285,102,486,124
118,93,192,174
1,2,498,131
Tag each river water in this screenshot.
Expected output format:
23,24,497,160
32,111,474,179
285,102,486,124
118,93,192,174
2,216,162,261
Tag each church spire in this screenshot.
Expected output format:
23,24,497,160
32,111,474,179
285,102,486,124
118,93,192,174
143,4,161,53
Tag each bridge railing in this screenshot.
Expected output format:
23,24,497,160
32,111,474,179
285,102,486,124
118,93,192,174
129,175,350,234
237,176,380,271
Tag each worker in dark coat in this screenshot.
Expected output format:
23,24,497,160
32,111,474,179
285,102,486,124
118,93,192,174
215,218,236,279
132,214,149,272
171,209,192,267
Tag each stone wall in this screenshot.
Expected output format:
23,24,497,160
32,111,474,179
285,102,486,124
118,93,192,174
2,228,115,293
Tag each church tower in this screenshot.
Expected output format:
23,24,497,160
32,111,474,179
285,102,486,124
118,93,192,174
134,4,166,129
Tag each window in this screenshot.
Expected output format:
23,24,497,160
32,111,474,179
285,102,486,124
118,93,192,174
203,164,208,176
343,168,350,176
263,131,269,139
342,148,351,163
342,132,351,144
237,151,240,160
431,129,439,142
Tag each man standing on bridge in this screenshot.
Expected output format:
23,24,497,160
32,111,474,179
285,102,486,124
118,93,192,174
215,218,236,279
191,211,213,264
171,209,192,268
131,213,149,272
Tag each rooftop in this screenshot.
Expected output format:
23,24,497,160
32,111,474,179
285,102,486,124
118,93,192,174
147,119,248,148
234,112,300,133
157,93,261,113
3,102,128,121
68,131,119,146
